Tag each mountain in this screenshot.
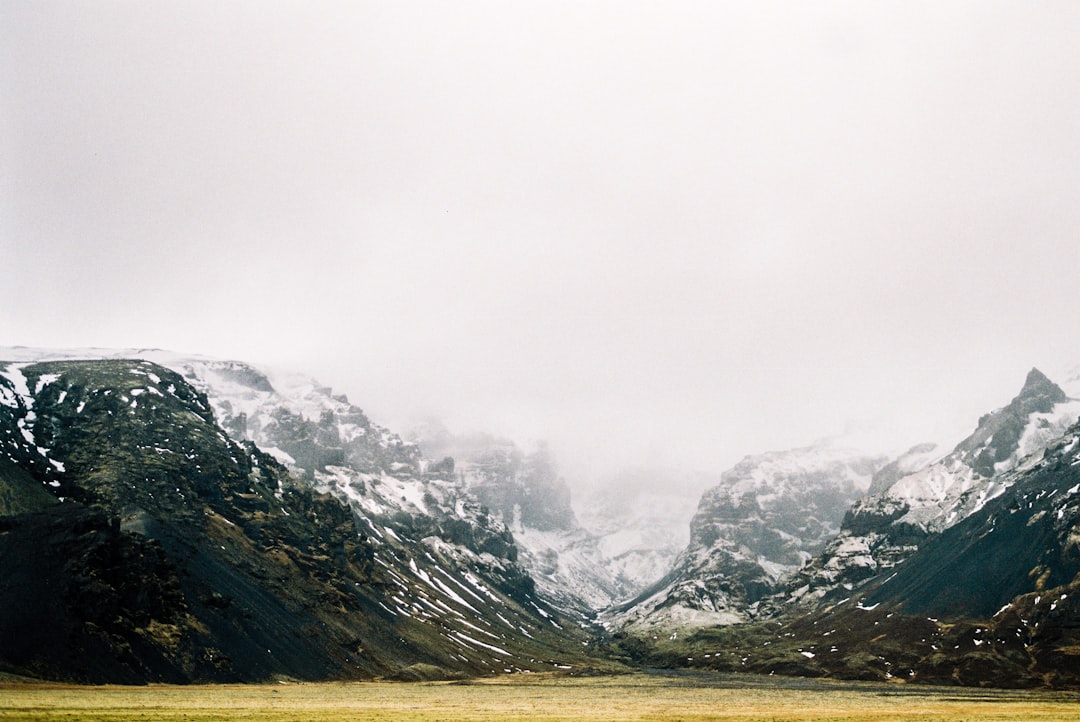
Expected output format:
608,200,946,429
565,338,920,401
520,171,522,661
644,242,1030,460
641,416,1080,688
0,349,604,683
408,424,716,614
406,422,633,613
783,368,1080,609
603,443,886,632
606,367,1080,687
9,346,1080,689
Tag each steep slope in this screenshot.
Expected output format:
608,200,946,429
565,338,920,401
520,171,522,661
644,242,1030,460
657,418,1080,688
0,354,600,683
413,424,713,613
604,443,885,632
785,368,1080,608
408,423,629,613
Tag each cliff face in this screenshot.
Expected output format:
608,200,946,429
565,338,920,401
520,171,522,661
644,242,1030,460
409,424,630,613
605,369,1080,689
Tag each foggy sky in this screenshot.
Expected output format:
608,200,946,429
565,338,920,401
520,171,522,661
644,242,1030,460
4,1,1080,483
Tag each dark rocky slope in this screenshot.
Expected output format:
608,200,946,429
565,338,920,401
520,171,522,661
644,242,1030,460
609,411,1080,688
0,358,601,683
781,368,1078,610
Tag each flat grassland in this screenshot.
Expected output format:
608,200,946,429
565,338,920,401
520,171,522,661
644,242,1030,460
2,672,1080,722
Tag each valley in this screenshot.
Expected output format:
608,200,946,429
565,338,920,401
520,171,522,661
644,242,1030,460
4,347,1080,690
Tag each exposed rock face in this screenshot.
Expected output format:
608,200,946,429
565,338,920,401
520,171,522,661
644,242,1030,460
866,442,941,496
0,505,189,683
604,444,886,632
410,430,714,615
176,359,423,479
463,441,576,533
408,423,629,613
953,368,1068,477
10,347,1080,689
0,353,599,683
783,368,1080,609
646,419,1080,688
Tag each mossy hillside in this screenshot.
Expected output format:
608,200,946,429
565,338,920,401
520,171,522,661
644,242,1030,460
0,457,56,516
23,359,257,515
0,359,605,683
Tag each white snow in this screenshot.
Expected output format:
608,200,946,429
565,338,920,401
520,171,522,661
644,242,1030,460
34,373,61,394
1,364,32,398
429,574,481,614
451,632,511,657
262,447,296,466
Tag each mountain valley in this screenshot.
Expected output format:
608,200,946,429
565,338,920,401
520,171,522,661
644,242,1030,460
4,347,1080,689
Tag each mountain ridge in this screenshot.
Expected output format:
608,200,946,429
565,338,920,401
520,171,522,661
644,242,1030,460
0,352,606,683
6,347,1080,689
780,367,1080,610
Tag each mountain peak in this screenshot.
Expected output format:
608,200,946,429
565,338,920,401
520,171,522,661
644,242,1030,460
950,367,1069,474
1019,367,1067,406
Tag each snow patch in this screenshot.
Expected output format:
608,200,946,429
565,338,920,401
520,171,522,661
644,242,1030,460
34,373,61,394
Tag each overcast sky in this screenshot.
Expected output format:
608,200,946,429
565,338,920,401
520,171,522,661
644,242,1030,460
4,1,1080,483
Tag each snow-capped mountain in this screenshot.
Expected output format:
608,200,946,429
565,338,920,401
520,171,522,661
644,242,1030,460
656,416,1080,688
10,345,1080,689
0,348,601,682
603,367,1080,687
785,368,1080,608
604,442,886,632
407,424,716,613
406,421,634,613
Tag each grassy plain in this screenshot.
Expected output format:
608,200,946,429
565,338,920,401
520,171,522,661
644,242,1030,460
2,672,1080,722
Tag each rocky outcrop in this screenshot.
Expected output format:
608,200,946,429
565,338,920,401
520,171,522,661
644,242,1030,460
408,423,628,612
575,467,711,600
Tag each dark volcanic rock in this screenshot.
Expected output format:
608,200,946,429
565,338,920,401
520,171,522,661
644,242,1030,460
605,444,886,631
0,505,189,683
0,357,599,683
619,418,1080,689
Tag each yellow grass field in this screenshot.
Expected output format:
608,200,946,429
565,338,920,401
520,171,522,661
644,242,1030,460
2,672,1080,722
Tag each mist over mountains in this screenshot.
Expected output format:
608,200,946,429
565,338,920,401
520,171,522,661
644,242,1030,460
4,346,1080,688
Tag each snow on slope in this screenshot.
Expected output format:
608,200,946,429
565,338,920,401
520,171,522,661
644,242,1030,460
785,367,1080,607
408,422,635,612
0,346,421,476
5,347,675,616
0,351,596,677
859,368,1078,534
604,442,886,632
